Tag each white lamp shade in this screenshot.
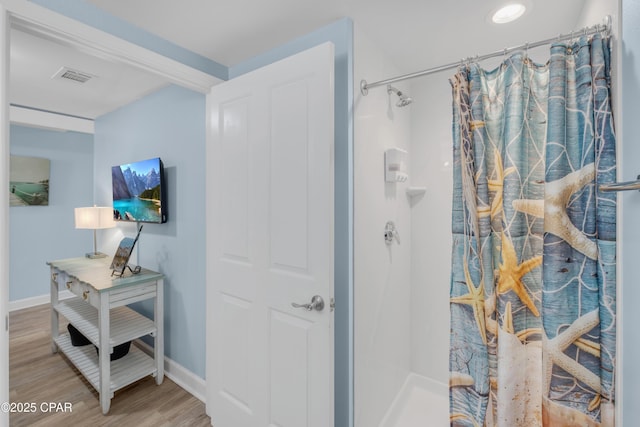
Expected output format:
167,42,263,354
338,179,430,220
74,206,116,229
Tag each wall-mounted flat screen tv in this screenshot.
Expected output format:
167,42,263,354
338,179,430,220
111,157,167,223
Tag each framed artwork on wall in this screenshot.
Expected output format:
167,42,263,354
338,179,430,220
9,155,50,206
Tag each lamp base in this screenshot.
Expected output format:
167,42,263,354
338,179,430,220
86,252,108,259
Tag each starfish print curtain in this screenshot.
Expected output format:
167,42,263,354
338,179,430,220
449,34,616,426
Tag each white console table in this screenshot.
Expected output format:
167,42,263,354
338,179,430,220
48,257,164,414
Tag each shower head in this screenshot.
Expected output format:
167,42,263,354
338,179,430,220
387,85,413,107
396,95,413,107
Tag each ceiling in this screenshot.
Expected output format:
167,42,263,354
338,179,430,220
11,0,591,120
85,0,588,73
9,28,170,120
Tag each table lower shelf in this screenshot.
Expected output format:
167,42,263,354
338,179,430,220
54,297,157,350
54,333,157,396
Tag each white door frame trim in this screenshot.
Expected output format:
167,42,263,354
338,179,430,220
10,106,95,134
0,5,10,426
3,0,222,93
0,2,223,425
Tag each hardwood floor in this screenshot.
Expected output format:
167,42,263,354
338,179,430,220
9,304,211,426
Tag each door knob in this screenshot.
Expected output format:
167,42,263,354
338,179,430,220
291,295,325,312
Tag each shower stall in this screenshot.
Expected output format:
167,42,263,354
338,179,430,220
353,25,452,427
352,2,618,425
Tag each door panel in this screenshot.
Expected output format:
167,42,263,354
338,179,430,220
269,309,312,427
220,98,251,262
219,294,251,411
270,81,310,272
206,42,335,427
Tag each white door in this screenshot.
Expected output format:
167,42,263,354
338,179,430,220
205,42,335,427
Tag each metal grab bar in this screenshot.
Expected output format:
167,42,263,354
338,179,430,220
599,175,640,192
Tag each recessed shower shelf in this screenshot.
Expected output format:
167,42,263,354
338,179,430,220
406,187,426,197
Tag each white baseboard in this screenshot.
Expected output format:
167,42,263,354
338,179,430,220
135,340,206,403
9,289,75,312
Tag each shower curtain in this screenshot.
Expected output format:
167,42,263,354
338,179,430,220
449,34,616,426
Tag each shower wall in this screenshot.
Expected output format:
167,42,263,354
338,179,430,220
408,74,452,384
354,24,413,427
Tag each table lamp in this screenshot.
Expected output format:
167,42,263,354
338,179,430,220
74,206,115,258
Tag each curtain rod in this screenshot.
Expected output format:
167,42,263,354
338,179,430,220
360,15,612,95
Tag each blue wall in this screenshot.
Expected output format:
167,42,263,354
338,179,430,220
93,84,207,378
230,17,354,427
622,0,640,423
9,124,94,301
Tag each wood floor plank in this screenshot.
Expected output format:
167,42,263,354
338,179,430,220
9,304,211,427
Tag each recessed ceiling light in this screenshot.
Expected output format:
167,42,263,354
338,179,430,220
492,3,526,24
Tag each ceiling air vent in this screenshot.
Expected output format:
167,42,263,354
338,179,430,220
52,66,95,84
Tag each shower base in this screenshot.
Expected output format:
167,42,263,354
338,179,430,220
379,373,448,427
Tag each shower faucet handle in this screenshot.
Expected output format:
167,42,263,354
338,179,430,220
384,221,400,245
